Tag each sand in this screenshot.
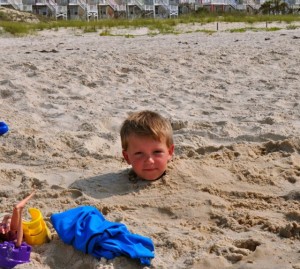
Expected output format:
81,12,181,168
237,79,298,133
0,22,300,269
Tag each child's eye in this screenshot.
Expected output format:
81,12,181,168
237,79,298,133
153,150,163,155
134,152,143,156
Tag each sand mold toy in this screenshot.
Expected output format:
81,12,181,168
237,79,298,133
22,208,51,245
0,241,31,269
0,122,9,136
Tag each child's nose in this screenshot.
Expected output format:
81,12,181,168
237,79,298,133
145,155,155,163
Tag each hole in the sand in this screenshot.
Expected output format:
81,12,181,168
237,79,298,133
157,207,176,217
233,239,261,252
285,211,300,222
282,190,300,201
63,189,83,199
263,140,296,154
51,185,65,190
196,145,222,155
279,222,300,238
100,206,111,215
0,89,14,98
286,176,297,184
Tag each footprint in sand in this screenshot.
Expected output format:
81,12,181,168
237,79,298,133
210,239,261,264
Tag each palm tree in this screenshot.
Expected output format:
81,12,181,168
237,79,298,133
260,0,272,13
259,0,289,14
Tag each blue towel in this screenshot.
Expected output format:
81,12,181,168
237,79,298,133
50,206,155,265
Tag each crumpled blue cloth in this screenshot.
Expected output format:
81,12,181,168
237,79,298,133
50,206,155,265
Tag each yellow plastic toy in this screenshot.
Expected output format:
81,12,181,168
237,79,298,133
22,208,51,245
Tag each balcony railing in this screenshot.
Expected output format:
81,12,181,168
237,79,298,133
154,0,169,4
23,4,33,10
57,5,67,11
201,0,236,4
57,0,68,5
35,0,47,4
87,3,97,10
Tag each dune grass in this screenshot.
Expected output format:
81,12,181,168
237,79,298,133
228,26,284,33
0,21,32,35
0,12,299,36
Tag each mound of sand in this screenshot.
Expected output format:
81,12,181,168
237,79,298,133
0,6,39,23
0,25,300,269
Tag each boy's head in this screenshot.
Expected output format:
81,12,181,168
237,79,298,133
120,110,174,181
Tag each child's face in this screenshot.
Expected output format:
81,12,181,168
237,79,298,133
122,134,174,181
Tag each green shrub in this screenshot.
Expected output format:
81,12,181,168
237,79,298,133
83,25,97,33
124,34,134,38
0,11,9,21
229,28,247,32
99,29,111,36
286,24,298,30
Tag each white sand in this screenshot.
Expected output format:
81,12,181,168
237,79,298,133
0,22,300,269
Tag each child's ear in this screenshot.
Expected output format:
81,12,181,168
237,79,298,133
122,150,131,164
168,144,175,160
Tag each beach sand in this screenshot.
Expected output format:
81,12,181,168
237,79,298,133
0,22,300,269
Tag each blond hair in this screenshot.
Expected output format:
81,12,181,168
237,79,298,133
120,110,173,150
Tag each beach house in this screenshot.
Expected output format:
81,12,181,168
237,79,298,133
0,0,298,19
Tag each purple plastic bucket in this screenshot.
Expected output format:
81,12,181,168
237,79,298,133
0,122,9,136
0,241,31,269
